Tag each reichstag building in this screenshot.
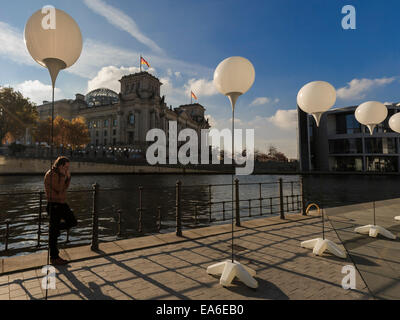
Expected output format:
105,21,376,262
37,71,210,152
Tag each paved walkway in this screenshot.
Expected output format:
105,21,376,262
0,214,372,300
326,198,400,300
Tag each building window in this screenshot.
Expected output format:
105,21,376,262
128,114,135,125
365,138,397,154
104,119,109,127
113,129,116,136
113,138,116,146
96,131,99,137
104,130,108,137
88,121,92,129
95,139,99,146
128,132,134,144
113,119,118,127
336,113,361,134
329,139,362,154
330,157,363,172
104,139,107,145
93,121,97,128
367,156,398,172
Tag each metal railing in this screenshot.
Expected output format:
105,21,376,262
0,178,305,256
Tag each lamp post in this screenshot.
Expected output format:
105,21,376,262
206,56,258,289
24,7,82,299
351,102,396,239
297,81,346,259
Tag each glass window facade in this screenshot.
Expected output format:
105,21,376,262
330,157,363,172
336,113,361,134
329,139,362,154
365,138,397,154
367,156,398,172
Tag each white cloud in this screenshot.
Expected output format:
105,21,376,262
250,97,280,107
250,97,270,106
87,65,152,93
205,114,218,127
0,22,35,66
13,80,65,105
337,77,396,100
267,109,298,130
184,78,218,97
83,0,163,54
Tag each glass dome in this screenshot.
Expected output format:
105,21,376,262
85,88,119,107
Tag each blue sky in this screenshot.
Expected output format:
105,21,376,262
1,0,400,158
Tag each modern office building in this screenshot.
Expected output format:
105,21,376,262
298,103,400,172
37,71,210,151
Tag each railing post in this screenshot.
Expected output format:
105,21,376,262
291,182,294,211
270,198,273,215
5,219,10,252
300,176,307,216
235,179,240,227
176,181,182,237
157,206,162,232
259,183,262,216
208,185,212,223
194,204,198,225
91,183,99,251
117,209,122,237
137,208,143,233
279,178,285,219
37,191,43,247
222,201,226,221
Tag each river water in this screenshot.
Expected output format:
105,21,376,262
1,173,400,257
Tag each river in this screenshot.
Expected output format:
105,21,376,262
1,173,400,257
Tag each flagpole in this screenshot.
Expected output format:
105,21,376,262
140,55,142,72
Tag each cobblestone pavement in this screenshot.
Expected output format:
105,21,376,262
0,214,372,300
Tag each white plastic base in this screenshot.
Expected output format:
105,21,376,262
207,260,258,289
300,238,347,259
395,216,400,221
354,225,396,240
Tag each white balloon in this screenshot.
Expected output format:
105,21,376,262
355,101,387,135
213,57,255,96
389,113,400,133
297,81,336,126
24,8,83,69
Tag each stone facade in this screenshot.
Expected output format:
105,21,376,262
37,72,210,151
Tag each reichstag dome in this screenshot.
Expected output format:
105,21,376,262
85,88,119,107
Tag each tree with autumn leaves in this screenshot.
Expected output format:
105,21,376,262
0,87,38,145
34,116,90,149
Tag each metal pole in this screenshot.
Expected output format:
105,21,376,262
259,183,262,216
222,201,226,221
176,181,182,237
37,192,43,247
117,209,122,237
91,183,99,251
138,208,143,233
235,178,240,227
373,200,376,226
5,219,10,252
208,185,212,222
300,177,306,216
279,178,285,219
157,206,162,232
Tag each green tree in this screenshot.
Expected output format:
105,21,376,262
0,87,38,145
